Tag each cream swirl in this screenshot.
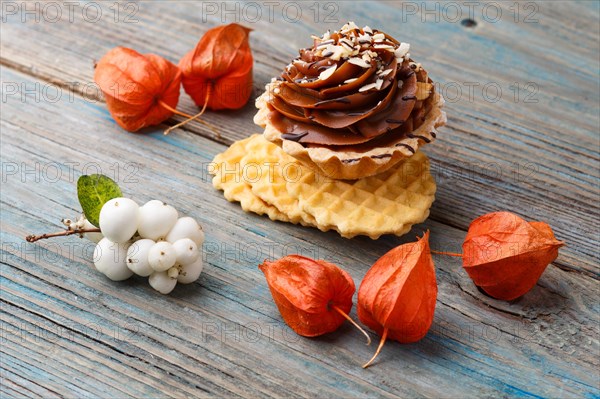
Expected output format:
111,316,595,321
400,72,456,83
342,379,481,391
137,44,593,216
266,22,436,150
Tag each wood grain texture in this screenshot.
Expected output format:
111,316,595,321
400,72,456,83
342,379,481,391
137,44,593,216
0,1,598,275
1,1,599,397
1,67,599,398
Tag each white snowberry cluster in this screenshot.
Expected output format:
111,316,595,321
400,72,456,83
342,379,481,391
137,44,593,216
91,198,204,294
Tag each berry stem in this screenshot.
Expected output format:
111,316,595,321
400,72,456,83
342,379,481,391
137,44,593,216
430,250,463,257
164,87,213,136
25,228,101,243
363,327,388,369
331,305,371,346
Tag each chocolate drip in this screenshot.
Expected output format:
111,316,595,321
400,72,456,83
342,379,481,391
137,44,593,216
395,143,416,153
281,131,309,142
371,153,392,159
407,133,432,143
340,152,395,164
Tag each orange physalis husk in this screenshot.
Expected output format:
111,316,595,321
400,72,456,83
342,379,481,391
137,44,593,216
462,211,564,301
259,255,370,343
94,47,182,132
179,23,253,111
358,231,437,368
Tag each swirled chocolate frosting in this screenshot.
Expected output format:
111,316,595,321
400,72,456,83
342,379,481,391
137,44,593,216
266,22,436,150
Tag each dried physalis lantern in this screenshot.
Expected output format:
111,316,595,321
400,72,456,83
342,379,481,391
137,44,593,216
94,47,183,132
462,211,564,301
160,23,254,135
179,23,253,111
259,255,370,343
358,231,437,368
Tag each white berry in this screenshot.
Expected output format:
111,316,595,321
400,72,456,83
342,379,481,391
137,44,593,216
149,271,177,294
138,200,178,240
165,217,204,246
172,238,199,265
177,258,203,284
148,241,177,272
93,238,133,281
126,239,155,276
99,198,140,243
83,218,103,243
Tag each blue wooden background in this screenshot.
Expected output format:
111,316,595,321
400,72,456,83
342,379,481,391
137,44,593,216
1,1,599,397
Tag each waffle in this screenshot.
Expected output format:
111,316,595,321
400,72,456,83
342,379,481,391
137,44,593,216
241,136,318,227
211,135,436,239
286,150,436,239
210,136,291,223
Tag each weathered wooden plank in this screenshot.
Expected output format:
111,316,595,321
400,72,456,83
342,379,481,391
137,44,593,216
1,68,598,397
1,1,597,276
0,357,61,399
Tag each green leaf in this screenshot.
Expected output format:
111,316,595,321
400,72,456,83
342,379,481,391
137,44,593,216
77,174,122,227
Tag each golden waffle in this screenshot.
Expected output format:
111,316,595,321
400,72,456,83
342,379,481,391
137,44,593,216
286,150,436,239
211,136,291,223
241,137,318,226
211,135,436,239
